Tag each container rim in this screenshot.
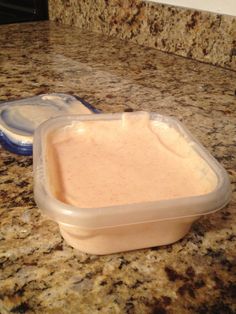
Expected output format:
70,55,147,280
33,112,231,229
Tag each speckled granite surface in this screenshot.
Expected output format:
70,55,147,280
48,0,236,71
0,21,236,314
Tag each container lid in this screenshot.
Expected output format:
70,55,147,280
0,93,99,155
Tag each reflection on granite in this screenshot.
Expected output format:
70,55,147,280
0,21,236,314
48,0,236,71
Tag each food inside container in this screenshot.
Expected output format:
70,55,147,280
33,112,231,254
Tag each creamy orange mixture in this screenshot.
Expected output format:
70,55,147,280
46,112,217,208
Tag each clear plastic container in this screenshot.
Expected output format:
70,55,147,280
33,112,231,255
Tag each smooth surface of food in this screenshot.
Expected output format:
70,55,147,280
47,112,217,208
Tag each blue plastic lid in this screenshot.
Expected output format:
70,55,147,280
0,93,99,155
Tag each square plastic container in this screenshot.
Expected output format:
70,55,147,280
33,112,231,255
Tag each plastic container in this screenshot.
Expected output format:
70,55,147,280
0,93,98,155
33,112,231,254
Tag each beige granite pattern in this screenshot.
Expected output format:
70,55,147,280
48,0,236,71
0,21,236,314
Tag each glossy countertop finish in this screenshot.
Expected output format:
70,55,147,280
48,0,236,71
0,21,236,314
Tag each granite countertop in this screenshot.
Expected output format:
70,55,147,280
0,21,235,314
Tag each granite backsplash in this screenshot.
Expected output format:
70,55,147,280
48,0,236,71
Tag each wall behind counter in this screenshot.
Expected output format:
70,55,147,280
48,0,236,71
